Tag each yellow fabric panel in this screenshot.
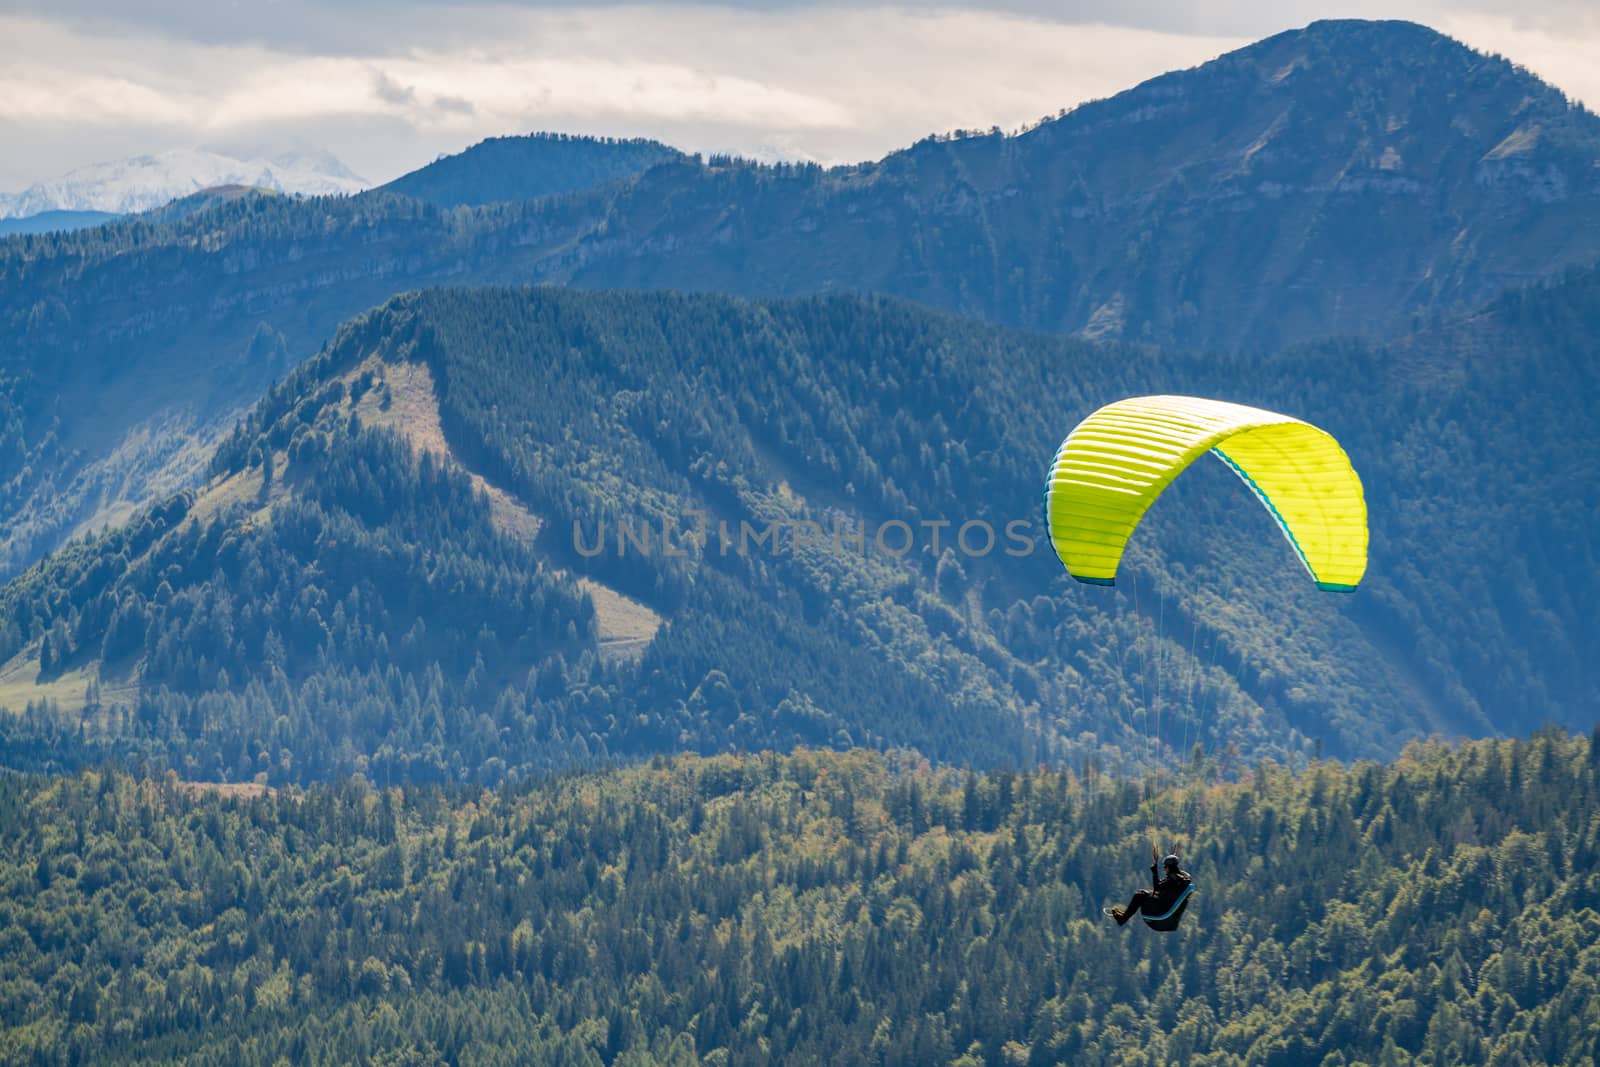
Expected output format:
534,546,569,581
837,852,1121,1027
1212,424,1369,589
1044,395,1368,590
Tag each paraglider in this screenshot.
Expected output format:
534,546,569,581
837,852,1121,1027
1044,394,1368,591
1105,848,1194,930
1044,395,1369,930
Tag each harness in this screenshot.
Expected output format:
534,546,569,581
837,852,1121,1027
1142,882,1196,931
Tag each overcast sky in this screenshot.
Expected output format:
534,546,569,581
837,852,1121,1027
2,1,1597,190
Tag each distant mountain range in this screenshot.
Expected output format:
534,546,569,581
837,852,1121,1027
0,134,679,235
0,147,367,221
0,19,1596,781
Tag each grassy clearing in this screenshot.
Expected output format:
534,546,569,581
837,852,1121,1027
354,358,657,660
0,652,140,716
579,579,663,661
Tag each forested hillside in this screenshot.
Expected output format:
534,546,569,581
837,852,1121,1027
2,733,1597,1065
1,20,1596,579
0,280,1593,784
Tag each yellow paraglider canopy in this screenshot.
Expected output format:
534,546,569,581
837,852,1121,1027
1044,395,1368,591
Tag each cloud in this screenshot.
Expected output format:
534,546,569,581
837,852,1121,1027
9,0,1599,48
0,3,1596,192
434,94,476,116
0,7,1247,185
373,72,420,108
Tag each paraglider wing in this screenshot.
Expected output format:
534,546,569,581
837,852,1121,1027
1043,395,1368,591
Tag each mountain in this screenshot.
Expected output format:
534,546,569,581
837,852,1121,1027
0,279,1592,784
0,147,366,219
379,132,682,208
1,21,1598,590
0,210,121,237
135,184,289,225
556,18,1600,352
3,735,1598,1064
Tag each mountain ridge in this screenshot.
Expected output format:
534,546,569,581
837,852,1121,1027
563,17,1600,350
0,21,1594,761
0,272,1593,783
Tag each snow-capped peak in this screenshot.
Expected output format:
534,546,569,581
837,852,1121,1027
0,147,369,219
